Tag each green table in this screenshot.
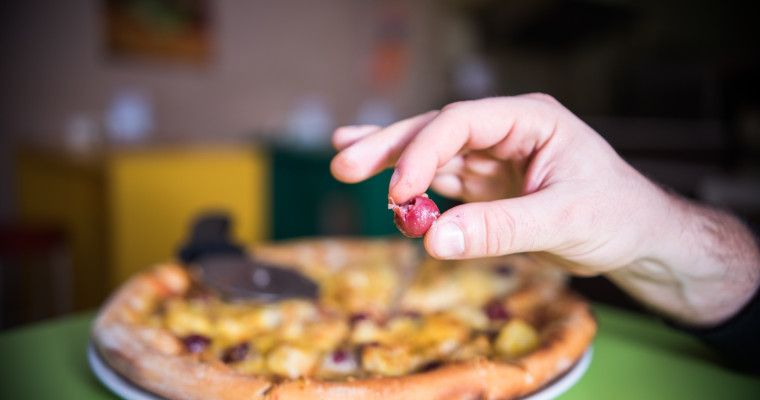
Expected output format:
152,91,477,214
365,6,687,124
1,304,758,399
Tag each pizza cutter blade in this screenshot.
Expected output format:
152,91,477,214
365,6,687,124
178,212,318,301
192,255,318,301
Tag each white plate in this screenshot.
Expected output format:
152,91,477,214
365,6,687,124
524,346,593,400
89,342,592,400
89,343,164,400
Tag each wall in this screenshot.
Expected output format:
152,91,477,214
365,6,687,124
3,0,757,221
0,0,455,218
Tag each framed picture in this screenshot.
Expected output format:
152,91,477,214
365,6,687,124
102,0,212,65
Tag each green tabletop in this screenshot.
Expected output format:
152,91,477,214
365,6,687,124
1,304,758,399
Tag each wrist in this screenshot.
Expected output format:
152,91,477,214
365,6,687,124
607,184,760,327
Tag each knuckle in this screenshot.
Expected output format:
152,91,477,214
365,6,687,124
440,100,471,115
523,92,559,105
479,206,517,256
422,109,441,118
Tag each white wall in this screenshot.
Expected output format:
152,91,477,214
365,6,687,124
1,1,451,143
0,0,456,218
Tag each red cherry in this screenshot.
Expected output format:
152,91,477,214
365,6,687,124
484,300,510,320
182,334,211,354
391,195,440,238
349,313,368,325
331,349,349,363
221,342,249,363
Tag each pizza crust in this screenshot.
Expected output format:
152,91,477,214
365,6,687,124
92,240,596,400
93,264,273,400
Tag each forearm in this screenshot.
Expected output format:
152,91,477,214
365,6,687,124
606,191,760,327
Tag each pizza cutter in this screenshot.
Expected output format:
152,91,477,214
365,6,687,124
178,213,318,301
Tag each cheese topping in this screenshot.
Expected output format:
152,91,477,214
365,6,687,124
154,246,556,379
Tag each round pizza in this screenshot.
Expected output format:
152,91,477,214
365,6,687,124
92,237,596,400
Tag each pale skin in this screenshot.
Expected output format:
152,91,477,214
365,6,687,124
331,94,760,328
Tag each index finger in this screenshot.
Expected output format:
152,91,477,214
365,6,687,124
389,96,559,204
330,111,438,184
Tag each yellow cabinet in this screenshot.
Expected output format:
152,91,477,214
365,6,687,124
107,145,270,287
15,144,271,310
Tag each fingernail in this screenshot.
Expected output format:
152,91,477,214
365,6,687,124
341,124,374,132
390,169,400,188
434,222,465,258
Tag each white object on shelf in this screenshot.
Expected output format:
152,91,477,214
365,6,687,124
64,113,100,154
105,89,154,144
286,94,334,150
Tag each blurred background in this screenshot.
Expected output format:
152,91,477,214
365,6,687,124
1,0,758,329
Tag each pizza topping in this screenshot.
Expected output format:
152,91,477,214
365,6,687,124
300,318,349,352
350,318,384,344
331,349,349,363
412,314,468,353
318,348,360,377
420,361,444,372
484,299,510,320
222,342,250,363
494,318,540,358
182,334,211,354
349,313,368,325
495,264,515,276
266,344,318,379
452,333,491,360
444,304,489,330
400,259,520,314
390,194,440,238
164,300,213,337
322,264,400,318
362,343,424,376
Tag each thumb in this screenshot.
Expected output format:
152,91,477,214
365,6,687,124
424,191,566,259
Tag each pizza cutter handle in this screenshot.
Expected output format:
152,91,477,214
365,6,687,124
177,212,245,264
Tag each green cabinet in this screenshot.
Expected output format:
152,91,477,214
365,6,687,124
271,147,454,240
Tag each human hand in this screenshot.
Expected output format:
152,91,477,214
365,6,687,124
331,94,674,275
331,94,760,326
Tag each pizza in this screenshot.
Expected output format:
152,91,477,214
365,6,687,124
92,237,596,400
